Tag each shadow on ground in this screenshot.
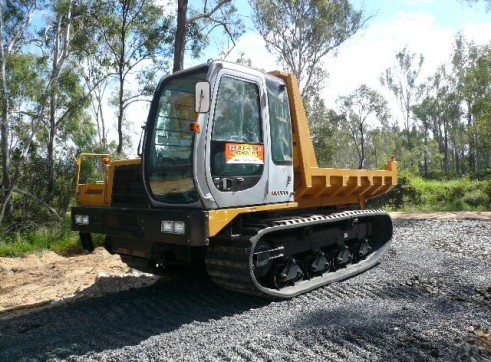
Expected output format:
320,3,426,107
0,270,268,361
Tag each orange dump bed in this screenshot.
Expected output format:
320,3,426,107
270,71,397,210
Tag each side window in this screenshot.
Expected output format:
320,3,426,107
267,80,293,165
212,76,262,143
211,76,264,181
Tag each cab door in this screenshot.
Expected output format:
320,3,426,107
264,76,294,204
205,69,269,208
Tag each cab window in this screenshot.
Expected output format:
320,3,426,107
210,75,264,188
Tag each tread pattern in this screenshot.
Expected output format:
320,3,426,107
205,210,393,299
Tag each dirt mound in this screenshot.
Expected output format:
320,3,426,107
0,247,160,319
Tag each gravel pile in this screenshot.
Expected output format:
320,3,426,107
0,218,490,361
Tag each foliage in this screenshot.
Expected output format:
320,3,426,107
0,216,105,257
462,0,491,11
307,96,343,167
95,0,174,154
251,0,366,103
380,47,424,151
173,0,244,72
337,85,390,168
370,170,491,211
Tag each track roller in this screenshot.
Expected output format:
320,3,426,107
303,251,329,278
332,245,353,270
270,258,303,289
352,238,372,261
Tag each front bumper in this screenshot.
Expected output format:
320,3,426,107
71,206,209,247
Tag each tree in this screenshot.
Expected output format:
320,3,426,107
0,0,39,218
83,54,111,151
251,0,366,103
41,0,84,204
381,47,424,151
97,0,173,154
307,96,343,167
413,66,460,175
173,0,243,72
452,36,491,173
338,85,390,169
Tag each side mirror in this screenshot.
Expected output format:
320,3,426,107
195,81,211,113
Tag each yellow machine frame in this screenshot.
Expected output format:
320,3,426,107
75,72,397,237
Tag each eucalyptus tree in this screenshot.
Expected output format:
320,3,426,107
381,47,424,151
173,0,243,72
96,0,174,154
452,36,491,172
39,0,99,204
306,96,343,167
338,85,390,169
0,0,39,218
251,0,367,103
413,66,461,174
81,54,111,151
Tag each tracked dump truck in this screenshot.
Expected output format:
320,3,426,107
72,61,397,299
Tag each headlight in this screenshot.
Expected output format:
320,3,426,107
161,221,173,233
75,214,89,225
173,221,185,234
161,220,185,234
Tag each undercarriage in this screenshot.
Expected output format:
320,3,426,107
206,209,393,299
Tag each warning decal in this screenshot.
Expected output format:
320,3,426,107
225,143,264,164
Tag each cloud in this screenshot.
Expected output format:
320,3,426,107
321,11,455,109
207,32,280,72
462,22,491,45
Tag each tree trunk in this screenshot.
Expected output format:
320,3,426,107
173,0,188,73
116,5,127,155
116,72,124,154
46,86,57,205
0,13,12,217
466,101,474,172
443,123,449,173
423,135,428,178
359,125,365,169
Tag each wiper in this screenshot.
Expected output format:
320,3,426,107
137,123,146,157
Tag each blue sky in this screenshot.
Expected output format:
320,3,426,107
192,0,491,112
357,0,490,30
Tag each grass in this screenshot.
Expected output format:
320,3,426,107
403,177,490,211
0,217,105,257
379,171,491,212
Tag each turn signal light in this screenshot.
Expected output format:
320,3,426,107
189,122,201,133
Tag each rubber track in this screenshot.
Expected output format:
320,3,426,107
205,209,393,299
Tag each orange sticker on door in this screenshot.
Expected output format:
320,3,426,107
225,143,264,164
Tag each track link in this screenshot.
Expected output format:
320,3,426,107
205,210,393,299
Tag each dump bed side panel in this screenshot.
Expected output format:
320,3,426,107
269,72,397,209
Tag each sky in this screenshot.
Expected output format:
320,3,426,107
125,0,491,155
194,0,491,111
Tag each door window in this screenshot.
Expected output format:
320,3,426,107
211,76,264,189
267,80,293,165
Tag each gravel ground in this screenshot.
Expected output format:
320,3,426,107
0,218,490,361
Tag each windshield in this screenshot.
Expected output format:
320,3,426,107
146,67,208,204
